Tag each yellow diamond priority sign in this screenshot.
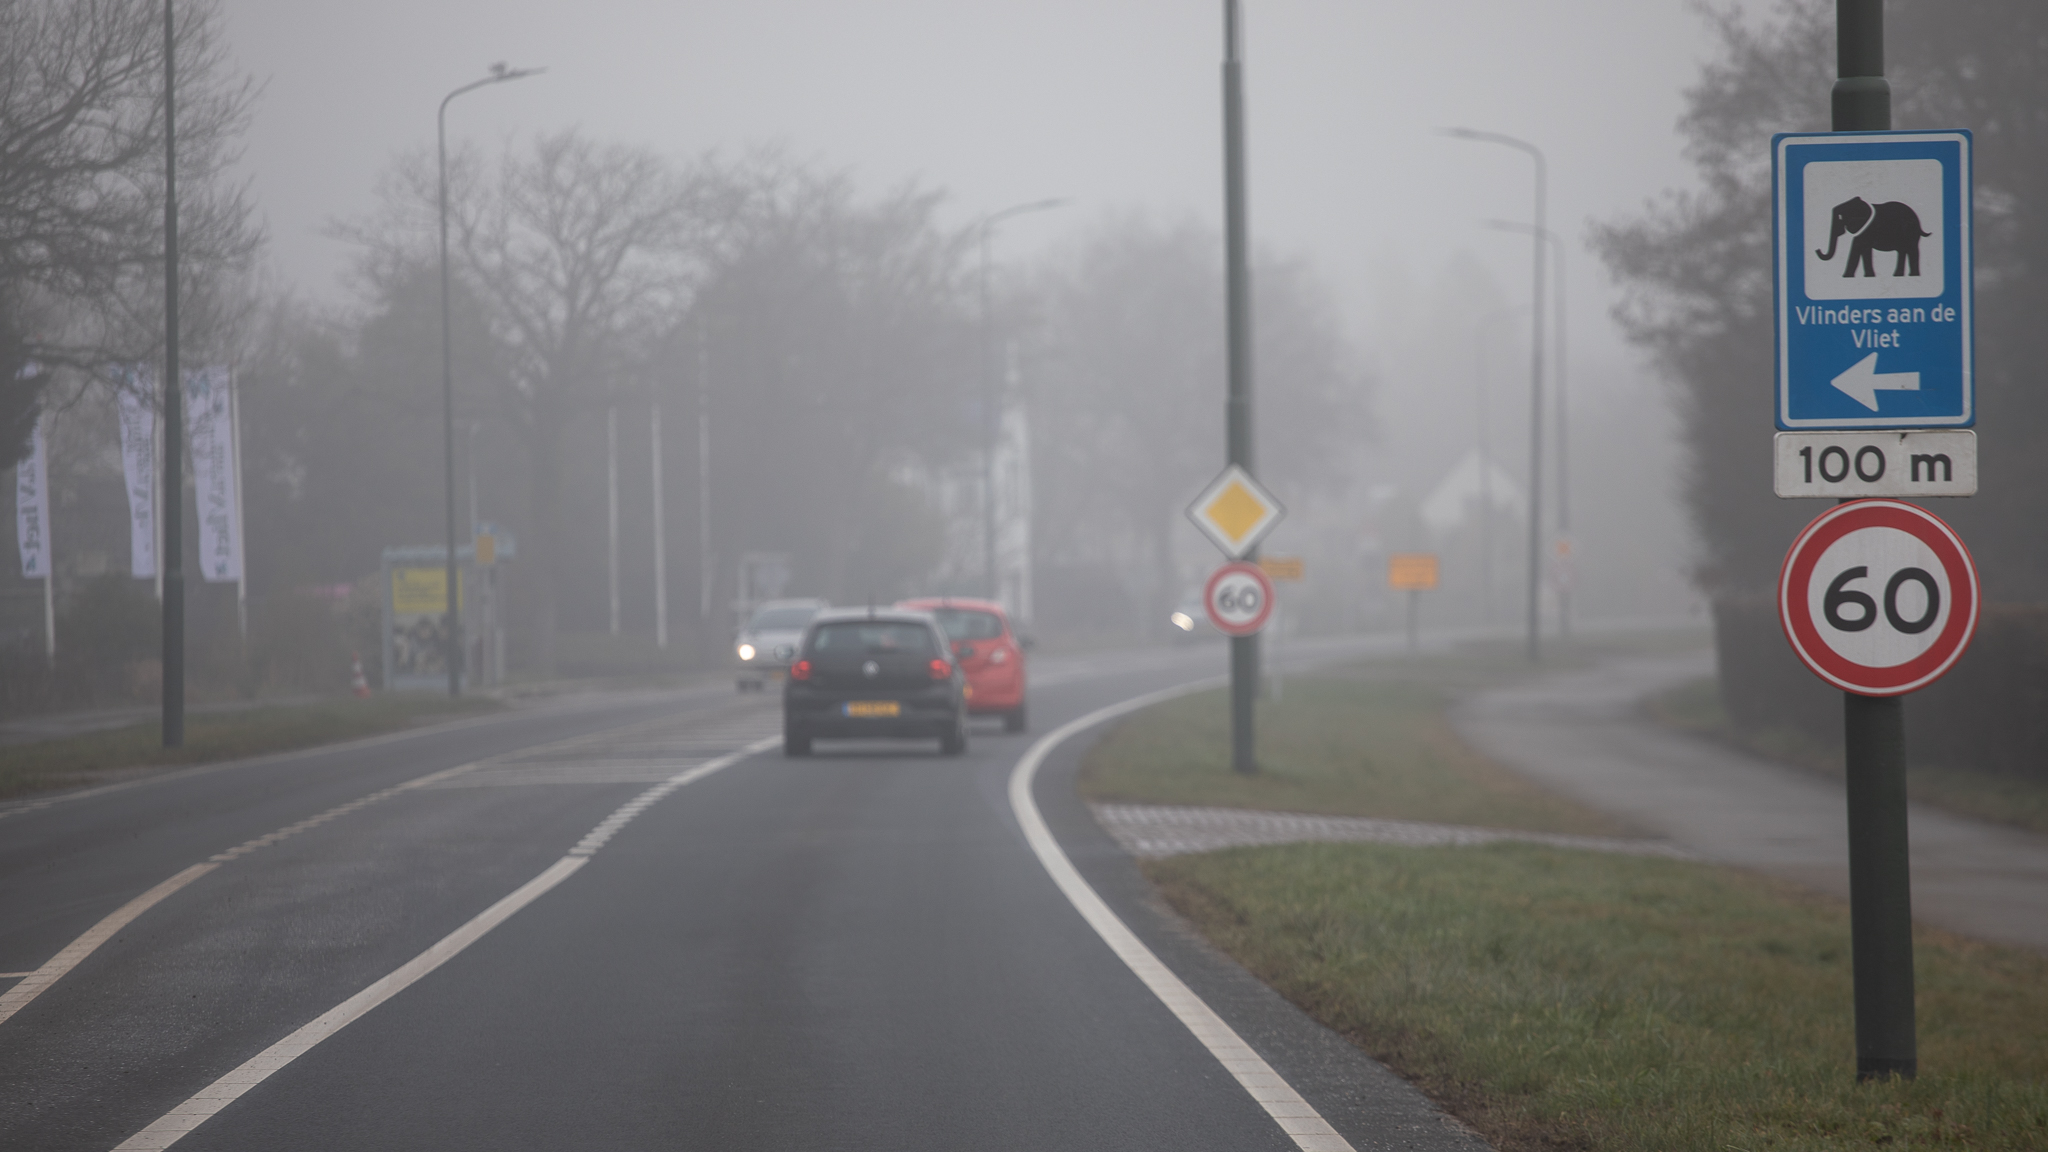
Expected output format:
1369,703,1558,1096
1187,464,1285,559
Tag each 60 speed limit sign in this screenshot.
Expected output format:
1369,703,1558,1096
1779,499,1978,696
1204,561,1275,637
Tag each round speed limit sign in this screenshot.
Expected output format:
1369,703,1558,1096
1205,561,1276,637
1778,499,1978,696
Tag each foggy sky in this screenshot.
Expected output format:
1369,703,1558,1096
222,0,1719,379
217,0,1732,620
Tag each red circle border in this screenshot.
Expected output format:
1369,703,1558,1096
1205,561,1276,637
1776,500,1979,696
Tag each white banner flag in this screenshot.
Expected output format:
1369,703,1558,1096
117,371,157,579
185,367,243,583
15,420,49,579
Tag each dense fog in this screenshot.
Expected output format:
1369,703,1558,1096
7,0,1817,698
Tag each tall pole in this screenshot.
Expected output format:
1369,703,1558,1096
1223,0,1258,774
697,321,712,622
161,0,184,747
229,369,247,640
439,64,540,699
607,404,620,635
1446,128,1545,661
1553,232,1569,640
1833,0,1913,1084
1488,220,1571,638
977,198,1065,604
652,399,667,649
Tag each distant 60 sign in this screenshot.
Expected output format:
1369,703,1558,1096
1778,500,1978,696
1204,561,1275,637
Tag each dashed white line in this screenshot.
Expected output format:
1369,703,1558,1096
112,734,778,1151
0,710,755,1033
1007,679,1360,1152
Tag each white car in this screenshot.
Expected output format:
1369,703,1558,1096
734,599,829,691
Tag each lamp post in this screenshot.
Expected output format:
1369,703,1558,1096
977,198,1066,602
439,63,540,698
1444,127,1546,662
1487,218,1570,639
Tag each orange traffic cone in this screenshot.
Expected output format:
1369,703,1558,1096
350,653,371,698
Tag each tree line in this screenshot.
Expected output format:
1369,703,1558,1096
4,0,1372,695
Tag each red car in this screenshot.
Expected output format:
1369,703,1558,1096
896,597,1028,732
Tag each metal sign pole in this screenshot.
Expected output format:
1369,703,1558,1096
1834,0,1915,1083
160,0,185,747
1222,0,1258,775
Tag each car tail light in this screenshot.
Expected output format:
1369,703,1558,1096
929,659,952,680
790,659,812,681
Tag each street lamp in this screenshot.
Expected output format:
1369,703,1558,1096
439,62,541,697
1443,127,1546,662
977,198,1067,602
1486,218,1570,640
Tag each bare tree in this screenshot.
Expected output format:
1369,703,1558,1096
1594,0,2048,598
1028,213,1367,629
345,130,720,669
0,0,260,467
683,157,977,607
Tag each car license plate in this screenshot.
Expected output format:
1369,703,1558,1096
843,701,900,718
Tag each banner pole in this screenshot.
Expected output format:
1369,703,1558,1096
230,369,247,639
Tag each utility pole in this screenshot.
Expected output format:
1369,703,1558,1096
1833,0,1915,1085
607,405,620,636
652,398,667,649
438,63,541,699
1446,127,1546,661
697,321,712,622
1222,0,1257,774
977,199,1065,603
161,0,184,748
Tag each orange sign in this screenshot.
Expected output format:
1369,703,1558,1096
1258,555,1304,582
1387,553,1440,592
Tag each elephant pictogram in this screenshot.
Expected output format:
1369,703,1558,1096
1816,196,1931,278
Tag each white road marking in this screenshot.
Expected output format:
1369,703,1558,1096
0,863,217,1027
0,712,747,1030
113,734,778,1151
1007,680,1361,1152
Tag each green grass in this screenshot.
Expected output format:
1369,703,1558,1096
1150,841,2048,1152
1648,676,2048,836
0,694,502,800
1080,644,1634,837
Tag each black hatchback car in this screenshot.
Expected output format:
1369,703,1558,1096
782,608,968,757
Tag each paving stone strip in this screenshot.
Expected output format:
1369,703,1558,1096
1092,802,1695,860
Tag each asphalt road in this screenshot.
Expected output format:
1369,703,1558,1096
0,640,1480,1151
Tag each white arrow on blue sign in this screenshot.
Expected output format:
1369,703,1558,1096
1774,131,1972,430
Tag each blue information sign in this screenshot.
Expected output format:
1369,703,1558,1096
1774,131,1972,429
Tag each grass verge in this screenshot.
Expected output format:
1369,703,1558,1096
1151,841,2048,1152
1648,675,2048,836
0,693,502,800
1079,642,1634,837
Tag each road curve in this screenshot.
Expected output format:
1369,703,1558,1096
1,640,1482,1151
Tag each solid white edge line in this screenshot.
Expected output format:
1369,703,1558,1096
112,734,779,1151
1007,679,1360,1152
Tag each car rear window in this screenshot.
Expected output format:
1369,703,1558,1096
927,608,1003,640
809,622,936,655
748,606,818,630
